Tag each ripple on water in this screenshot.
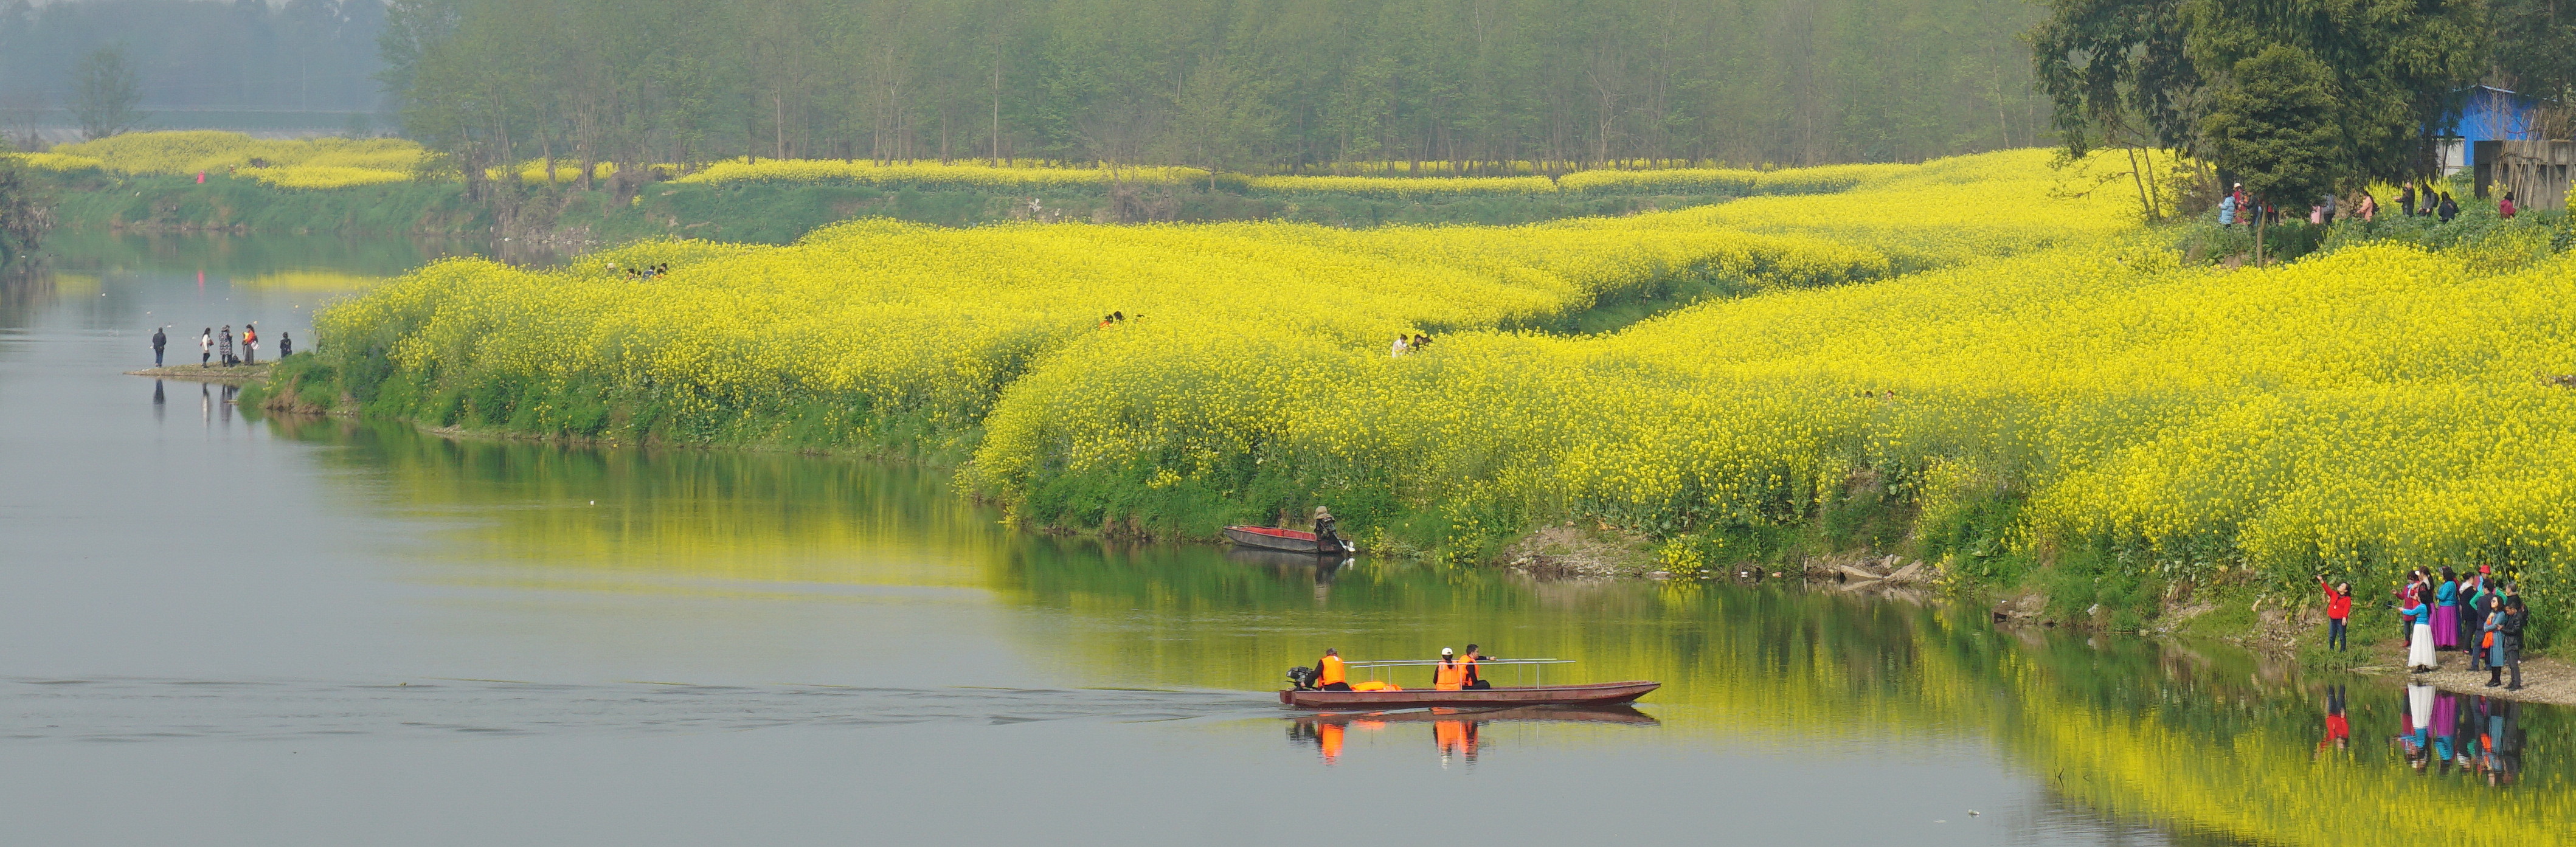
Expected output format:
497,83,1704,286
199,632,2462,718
3,676,1277,744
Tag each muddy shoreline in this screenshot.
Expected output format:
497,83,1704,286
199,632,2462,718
125,362,274,384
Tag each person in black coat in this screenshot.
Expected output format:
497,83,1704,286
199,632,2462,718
151,327,167,367
2499,595,2527,690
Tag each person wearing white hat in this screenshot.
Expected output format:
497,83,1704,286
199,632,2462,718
1433,648,1466,690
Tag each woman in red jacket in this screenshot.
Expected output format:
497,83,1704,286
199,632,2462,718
2319,575,2353,652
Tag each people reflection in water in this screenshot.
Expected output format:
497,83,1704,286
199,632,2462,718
2397,683,2435,771
152,379,166,420
2384,686,2525,788
1434,719,1480,765
2317,684,2349,754
2481,697,2524,786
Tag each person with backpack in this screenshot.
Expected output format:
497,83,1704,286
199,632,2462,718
151,327,167,368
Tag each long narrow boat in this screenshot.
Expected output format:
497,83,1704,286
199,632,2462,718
1290,704,1659,726
1224,525,1351,554
1279,680,1660,709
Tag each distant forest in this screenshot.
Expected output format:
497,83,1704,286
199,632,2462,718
384,0,2050,176
0,0,386,114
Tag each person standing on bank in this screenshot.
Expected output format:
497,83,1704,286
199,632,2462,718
218,326,234,367
2499,595,2527,690
2482,596,2509,686
2433,568,2460,651
279,332,292,358
151,326,167,368
199,327,213,367
2403,587,2437,672
242,324,257,365
2318,575,2352,651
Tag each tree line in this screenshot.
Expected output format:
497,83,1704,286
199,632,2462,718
382,0,2049,188
2030,0,2575,221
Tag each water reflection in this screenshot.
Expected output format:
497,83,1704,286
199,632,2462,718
1289,705,1659,766
2397,685,2527,786
249,416,2576,845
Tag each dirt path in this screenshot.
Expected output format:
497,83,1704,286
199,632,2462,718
125,363,274,383
2347,639,2575,705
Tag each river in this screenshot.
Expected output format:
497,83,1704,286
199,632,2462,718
1,232,2564,846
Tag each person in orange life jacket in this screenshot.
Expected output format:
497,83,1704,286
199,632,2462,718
1314,648,1351,691
1432,648,1466,690
1460,644,1491,690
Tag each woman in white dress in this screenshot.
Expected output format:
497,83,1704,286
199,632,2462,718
2404,584,2438,671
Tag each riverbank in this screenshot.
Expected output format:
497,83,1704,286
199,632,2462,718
2348,640,2576,706
126,362,274,383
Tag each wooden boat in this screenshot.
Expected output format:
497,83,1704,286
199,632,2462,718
1279,680,1659,709
1224,525,1352,555
1291,704,1659,726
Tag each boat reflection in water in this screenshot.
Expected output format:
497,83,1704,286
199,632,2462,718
1288,705,1658,766
1224,548,1351,603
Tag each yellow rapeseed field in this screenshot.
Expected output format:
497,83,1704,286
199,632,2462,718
32,131,424,188
298,147,2576,637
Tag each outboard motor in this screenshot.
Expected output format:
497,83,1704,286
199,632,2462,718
1286,666,1320,690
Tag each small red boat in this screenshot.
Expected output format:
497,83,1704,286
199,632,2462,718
1224,525,1352,555
1280,680,1660,709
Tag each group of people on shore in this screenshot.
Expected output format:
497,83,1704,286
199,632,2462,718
2380,567,2527,689
2218,181,2516,228
150,324,291,368
1304,645,1494,692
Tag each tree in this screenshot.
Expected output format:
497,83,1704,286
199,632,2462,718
2200,46,2344,265
2027,0,2198,218
2181,0,2486,187
2491,0,2576,136
0,148,46,262
69,45,144,140
1163,60,1281,187
2033,0,2486,212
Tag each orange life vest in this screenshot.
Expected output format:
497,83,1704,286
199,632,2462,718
1433,660,1466,691
1318,655,1346,686
1460,654,1480,686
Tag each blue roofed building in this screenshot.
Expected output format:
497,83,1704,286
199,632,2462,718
2436,85,2541,176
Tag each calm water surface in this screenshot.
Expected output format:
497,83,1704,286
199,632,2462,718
1,234,2566,846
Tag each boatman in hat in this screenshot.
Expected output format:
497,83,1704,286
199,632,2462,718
1312,506,1342,553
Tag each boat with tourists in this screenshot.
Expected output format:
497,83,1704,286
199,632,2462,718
1223,525,1354,555
1279,658,1658,709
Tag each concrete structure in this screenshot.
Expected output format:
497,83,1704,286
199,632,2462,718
2484,140,2576,212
